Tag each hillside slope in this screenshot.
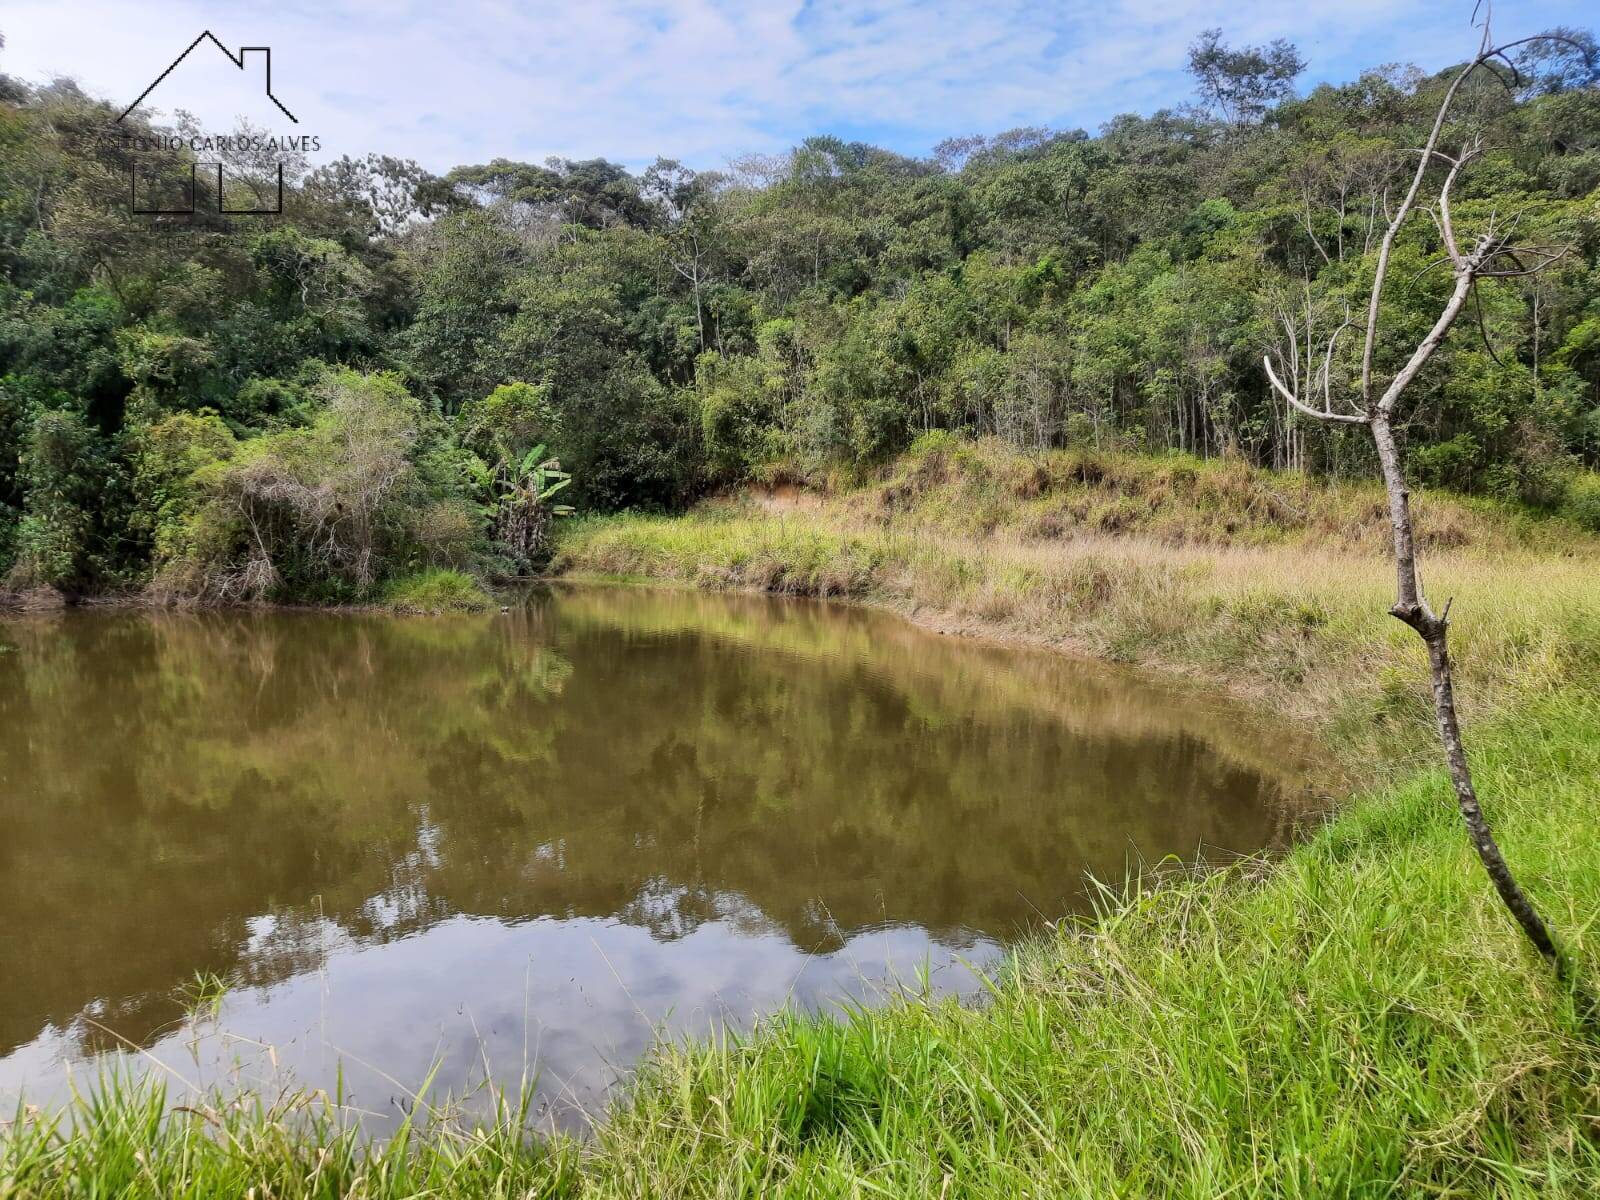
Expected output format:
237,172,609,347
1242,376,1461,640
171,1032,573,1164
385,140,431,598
558,438,1600,756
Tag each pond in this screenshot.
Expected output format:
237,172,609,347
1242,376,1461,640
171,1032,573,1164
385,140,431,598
0,585,1327,1132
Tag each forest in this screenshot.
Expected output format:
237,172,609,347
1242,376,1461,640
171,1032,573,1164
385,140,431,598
1,28,1599,604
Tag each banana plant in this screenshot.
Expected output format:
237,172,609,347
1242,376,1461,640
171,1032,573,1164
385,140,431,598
492,443,575,573
514,443,574,515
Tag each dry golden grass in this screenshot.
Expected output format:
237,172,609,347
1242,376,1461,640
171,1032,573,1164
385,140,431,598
557,439,1600,769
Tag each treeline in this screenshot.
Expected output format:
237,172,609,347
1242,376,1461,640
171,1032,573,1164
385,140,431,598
1,30,1598,600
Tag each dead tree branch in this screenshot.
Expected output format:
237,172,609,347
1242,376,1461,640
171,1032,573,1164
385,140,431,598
1262,2,1592,1003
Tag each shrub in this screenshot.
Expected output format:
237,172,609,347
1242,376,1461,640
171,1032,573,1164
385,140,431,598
127,409,238,570
1408,432,1481,492
5,409,101,591
157,369,479,602
1562,472,1600,532
698,353,781,483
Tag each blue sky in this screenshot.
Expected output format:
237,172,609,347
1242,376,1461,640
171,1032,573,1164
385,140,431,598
0,1,1591,172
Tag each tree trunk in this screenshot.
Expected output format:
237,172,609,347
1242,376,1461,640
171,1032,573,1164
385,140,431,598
1416,621,1567,972
1370,417,1572,982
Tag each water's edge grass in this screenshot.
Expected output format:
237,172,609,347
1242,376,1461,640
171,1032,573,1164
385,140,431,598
553,441,1600,774
6,443,1600,1197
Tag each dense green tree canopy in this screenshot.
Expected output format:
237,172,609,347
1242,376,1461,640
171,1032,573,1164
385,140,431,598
0,27,1597,599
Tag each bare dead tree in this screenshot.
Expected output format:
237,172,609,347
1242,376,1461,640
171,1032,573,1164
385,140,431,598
1263,5,1591,995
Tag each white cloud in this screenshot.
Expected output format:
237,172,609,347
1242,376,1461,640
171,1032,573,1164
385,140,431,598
0,0,1589,172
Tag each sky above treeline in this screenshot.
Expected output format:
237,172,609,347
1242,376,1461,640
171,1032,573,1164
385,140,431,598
1,0,1592,172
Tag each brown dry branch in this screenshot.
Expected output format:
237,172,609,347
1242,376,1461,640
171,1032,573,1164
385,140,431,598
1262,3,1595,1003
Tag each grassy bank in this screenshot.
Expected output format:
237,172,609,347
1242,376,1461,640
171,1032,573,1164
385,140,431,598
582,688,1600,1196
557,438,1600,765
6,441,1600,1196
380,567,498,614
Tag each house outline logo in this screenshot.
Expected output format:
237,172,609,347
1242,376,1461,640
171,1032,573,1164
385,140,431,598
118,31,298,125
115,31,303,217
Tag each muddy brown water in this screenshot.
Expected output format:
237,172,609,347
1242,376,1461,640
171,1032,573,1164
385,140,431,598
0,584,1327,1131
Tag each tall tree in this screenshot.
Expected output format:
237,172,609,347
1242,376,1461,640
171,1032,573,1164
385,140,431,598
1187,28,1307,127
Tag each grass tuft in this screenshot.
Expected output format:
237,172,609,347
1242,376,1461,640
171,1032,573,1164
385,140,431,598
2,1069,577,1198
380,568,495,614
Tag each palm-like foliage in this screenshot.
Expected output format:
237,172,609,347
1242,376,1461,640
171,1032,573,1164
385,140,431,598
492,443,574,574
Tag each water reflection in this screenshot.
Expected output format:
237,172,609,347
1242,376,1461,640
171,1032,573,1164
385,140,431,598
0,586,1326,1126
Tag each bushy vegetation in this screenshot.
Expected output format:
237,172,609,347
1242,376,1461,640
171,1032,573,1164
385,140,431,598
139,370,471,601
2,29,1599,602
381,567,494,614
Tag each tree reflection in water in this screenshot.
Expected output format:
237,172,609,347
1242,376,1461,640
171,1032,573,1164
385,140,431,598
0,586,1327,1127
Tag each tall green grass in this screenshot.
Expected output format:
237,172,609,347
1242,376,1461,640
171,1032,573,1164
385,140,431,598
581,690,1600,1197
380,568,495,614
2,1069,576,1198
